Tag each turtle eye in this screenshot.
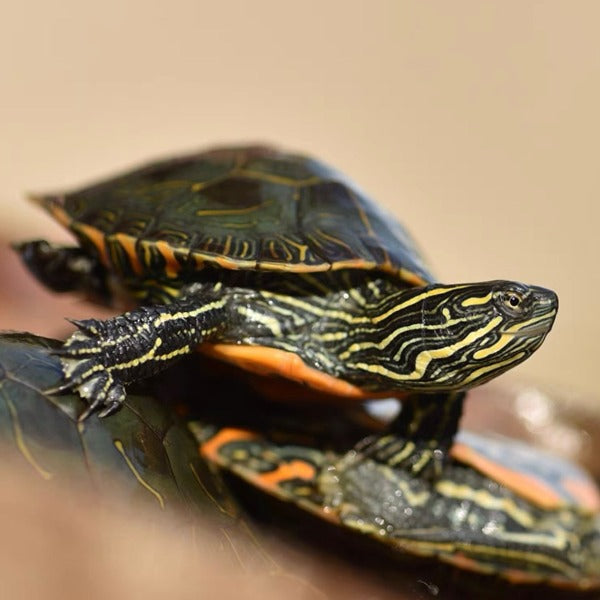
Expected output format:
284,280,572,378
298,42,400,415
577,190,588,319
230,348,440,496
501,291,524,313
508,294,521,308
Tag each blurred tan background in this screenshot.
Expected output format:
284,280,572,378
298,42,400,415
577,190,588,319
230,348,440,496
1,0,599,399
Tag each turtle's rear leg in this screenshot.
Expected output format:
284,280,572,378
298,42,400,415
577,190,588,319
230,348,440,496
14,240,112,306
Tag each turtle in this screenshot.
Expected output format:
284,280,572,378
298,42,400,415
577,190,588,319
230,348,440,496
15,145,558,473
193,404,600,591
0,332,233,523
3,332,598,595
0,331,278,575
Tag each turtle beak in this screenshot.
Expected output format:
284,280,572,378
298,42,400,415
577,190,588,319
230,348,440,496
512,286,558,338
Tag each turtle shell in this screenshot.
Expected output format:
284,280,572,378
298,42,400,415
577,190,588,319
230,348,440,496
197,422,600,590
451,430,600,513
0,332,235,524
0,331,276,573
32,146,433,286
173,369,600,590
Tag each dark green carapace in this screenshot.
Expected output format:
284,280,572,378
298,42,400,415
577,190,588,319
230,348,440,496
195,416,600,592
0,332,252,561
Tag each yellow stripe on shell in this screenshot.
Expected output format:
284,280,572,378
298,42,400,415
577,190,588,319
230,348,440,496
278,236,309,262
435,479,535,529
402,539,579,582
233,168,322,187
114,439,165,509
194,203,264,217
6,397,53,480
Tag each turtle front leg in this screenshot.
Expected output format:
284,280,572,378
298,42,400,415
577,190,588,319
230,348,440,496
357,392,465,477
54,284,230,420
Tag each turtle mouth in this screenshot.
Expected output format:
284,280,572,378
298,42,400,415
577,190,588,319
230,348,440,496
501,310,558,338
507,325,552,338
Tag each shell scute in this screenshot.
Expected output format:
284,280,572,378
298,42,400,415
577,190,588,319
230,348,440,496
38,146,434,283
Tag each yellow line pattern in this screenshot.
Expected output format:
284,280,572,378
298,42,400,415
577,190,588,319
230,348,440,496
6,397,53,480
113,439,165,509
347,316,504,382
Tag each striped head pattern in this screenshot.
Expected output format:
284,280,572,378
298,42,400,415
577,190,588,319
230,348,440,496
343,280,558,391
415,281,558,389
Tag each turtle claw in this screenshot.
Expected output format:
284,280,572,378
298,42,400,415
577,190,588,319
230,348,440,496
74,372,126,420
77,401,99,422
53,323,103,357
45,296,210,420
75,381,126,421
66,317,98,332
76,389,122,421
44,380,77,395
48,341,127,421
98,401,123,418
46,321,127,420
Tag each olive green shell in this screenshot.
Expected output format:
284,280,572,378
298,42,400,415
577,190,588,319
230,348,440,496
35,146,433,283
0,333,240,538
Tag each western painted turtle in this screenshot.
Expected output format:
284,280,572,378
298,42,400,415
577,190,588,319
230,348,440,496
2,332,598,594
15,146,558,472
194,409,600,591
0,331,255,560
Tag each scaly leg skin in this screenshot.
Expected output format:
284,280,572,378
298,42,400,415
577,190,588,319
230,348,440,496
53,283,231,420
354,392,465,477
14,240,112,305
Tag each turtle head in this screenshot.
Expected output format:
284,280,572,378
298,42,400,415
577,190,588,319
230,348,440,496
417,281,558,389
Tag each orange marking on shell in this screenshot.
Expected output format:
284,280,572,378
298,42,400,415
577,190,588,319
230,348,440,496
214,255,242,270
450,442,564,509
74,223,110,267
199,428,258,463
328,258,374,271
114,233,144,275
563,477,600,513
29,194,73,227
543,574,600,591
155,240,181,278
501,569,600,590
200,344,388,400
190,251,258,270
397,267,428,286
30,194,110,271
449,553,598,590
352,195,375,236
444,552,486,574
257,459,316,489
500,568,545,585
29,193,429,285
